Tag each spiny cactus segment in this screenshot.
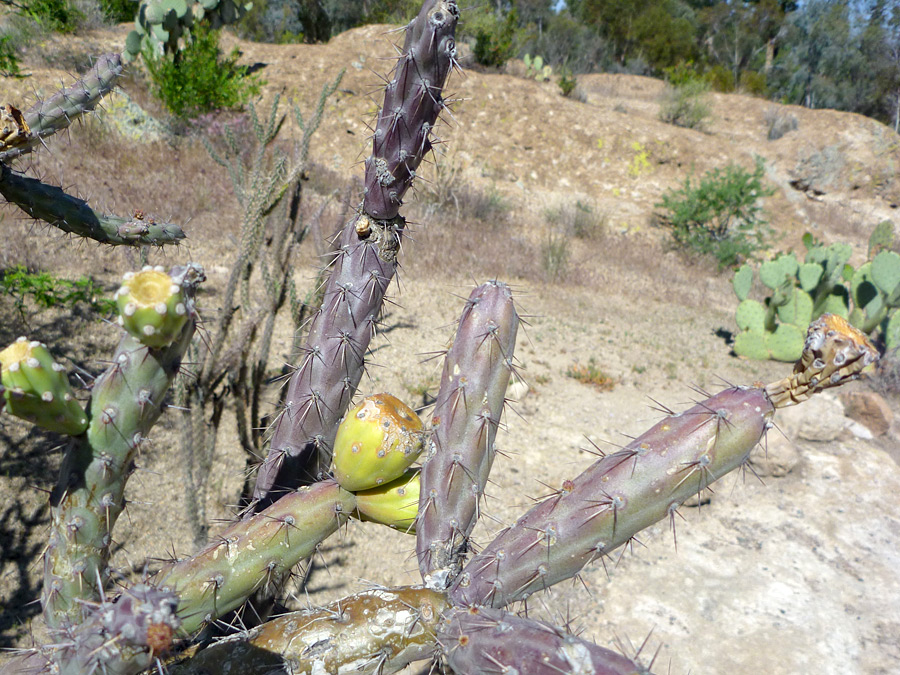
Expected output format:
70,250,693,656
0,337,87,435
166,586,450,674
2,584,180,675
363,0,460,220
43,265,203,628
251,0,460,506
417,280,519,588
332,393,424,491
438,605,650,675
0,164,186,246
116,266,192,348
154,479,355,634
0,53,123,163
353,467,421,533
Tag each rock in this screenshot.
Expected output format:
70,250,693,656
847,420,874,440
748,433,800,477
777,392,847,442
839,391,893,437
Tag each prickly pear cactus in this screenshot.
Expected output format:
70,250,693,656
733,222,899,359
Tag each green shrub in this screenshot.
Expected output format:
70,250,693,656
658,77,712,130
97,0,136,23
705,65,735,92
17,0,81,32
656,156,775,269
468,7,521,68
0,35,23,76
143,25,262,119
557,64,576,97
739,70,767,97
1,266,116,324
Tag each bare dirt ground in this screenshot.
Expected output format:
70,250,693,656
1,22,900,675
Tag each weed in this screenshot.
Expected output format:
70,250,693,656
764,107,798,141
656,155,775,269
628,141,651,178
1,266,116,325
565,357,616,391
659,78,712,130
544,200,605,239
541,230,569,280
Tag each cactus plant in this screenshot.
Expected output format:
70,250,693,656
733,222,900,360
524,53,553,81
0,2,890,674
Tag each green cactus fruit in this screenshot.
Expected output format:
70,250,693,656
116,267,190,348
732,264,753,301
797,262,823,292
332,393,424,491
734,330,769,360
765,323,804,362
735,299,765,333
871,250,900,297
775,288,813,326
0,337,88,435
353,468,420,533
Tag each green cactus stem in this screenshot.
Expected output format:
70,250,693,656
417,281,519,589
353,468,420,533
42,265,203,628
450,314,878,609
0,337,88,435
0,53,123,162
0,164,185,247
1,585,180,675
363,0,459,220
116,267,191,348
166,586,450,674
438,605,651,675
154,479,356,635
332,393,424,491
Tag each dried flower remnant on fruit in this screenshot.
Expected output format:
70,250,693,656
765,313,879,407
0,104,32,152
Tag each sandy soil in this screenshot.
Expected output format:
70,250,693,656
1,21,899,675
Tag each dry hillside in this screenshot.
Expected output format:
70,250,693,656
1,22,899,675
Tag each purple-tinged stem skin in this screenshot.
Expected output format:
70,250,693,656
439,606,652,675
1,584,179,675
251,0,459,509
155,479,355,635
363,0,459,220
450,386,774,609
416,281,518,588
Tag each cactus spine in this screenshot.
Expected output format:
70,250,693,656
251,0,460,505
42,265,203,628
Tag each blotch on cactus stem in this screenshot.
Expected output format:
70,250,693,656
332,393,424,491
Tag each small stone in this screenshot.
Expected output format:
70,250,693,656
748,434,800,477
839,391,893,437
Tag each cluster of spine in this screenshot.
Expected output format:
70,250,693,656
0,54,122,163
251,0,460,506
41,265,203,629
416,281,519,588
0,585,180,675
0,54,184,247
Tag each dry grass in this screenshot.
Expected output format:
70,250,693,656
565,356,617,391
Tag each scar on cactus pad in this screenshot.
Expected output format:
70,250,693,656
332,393,425,491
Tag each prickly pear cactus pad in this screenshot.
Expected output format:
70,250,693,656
764,313,879,407
0,337,88,435
332,393,424,491
116,267,190,348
